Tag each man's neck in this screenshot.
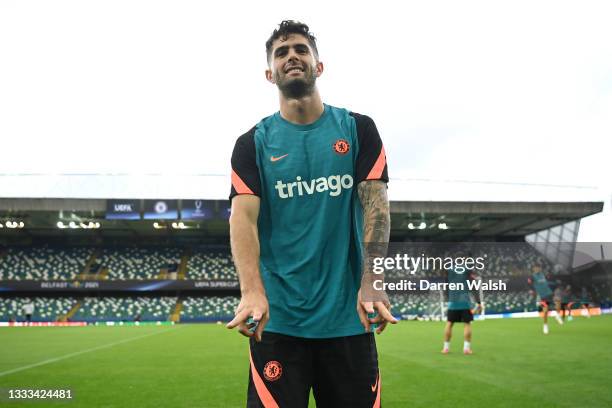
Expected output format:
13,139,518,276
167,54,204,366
278,89,325,125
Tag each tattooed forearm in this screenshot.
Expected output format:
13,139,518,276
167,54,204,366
358,181,391,302
357,180,390,246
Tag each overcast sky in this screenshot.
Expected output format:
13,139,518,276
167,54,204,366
0,1,610,242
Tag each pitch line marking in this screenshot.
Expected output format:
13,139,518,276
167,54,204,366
0,327,179,378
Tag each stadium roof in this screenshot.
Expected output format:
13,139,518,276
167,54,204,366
389,201,602,240
572,260,612,276
0,174,605,202
0,197,603,242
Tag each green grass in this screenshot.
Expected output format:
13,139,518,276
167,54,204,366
1,316,611,407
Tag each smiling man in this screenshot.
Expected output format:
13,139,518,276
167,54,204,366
227,20,395,408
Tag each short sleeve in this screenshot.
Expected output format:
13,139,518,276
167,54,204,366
350,112,389,183
229,127,261,200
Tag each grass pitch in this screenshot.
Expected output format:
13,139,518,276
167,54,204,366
1,316,611,407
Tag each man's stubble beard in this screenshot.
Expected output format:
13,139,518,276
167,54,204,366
275,67,317,100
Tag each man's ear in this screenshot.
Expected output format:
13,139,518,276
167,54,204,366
315,61,324,77
265,69,275,84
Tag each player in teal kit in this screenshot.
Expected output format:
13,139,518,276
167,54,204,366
561,285,574,321
442,266,482,355
227,21,396,407
528,263,558,334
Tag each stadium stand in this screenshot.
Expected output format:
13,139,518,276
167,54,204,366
0,296,241,323
186,250,236,280
390,291,535,319
0,243,604,321
0,246,91,280
0,246,240,281
483,292,534,313
390,293,442,318
98,247,182,280
0,297,77,322
72,297,177,322
180,296,239,322
386,243,555,279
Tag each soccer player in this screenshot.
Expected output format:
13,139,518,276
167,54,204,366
553,285,565,325
22,300,34,324
528,264,556,334
441,266,482,355
227,20,396,407
580,286,592,318
561,284,573,322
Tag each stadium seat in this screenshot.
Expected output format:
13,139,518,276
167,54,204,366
180,296,239,322
186,250,237,280
98,247,182,280
0,246,91,280
72,296,177,322
0,297,76,322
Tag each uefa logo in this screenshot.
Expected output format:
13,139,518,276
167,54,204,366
195,200,203,214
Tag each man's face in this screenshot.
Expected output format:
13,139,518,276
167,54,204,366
266,34,323,99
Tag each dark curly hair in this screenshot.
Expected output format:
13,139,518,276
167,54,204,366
266,20,318,63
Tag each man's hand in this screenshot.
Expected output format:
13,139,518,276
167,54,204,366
229,195,267,341
226,291,269,342
357,289,397,334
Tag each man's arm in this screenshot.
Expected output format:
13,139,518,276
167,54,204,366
469,272,483,314
226,194,269,342
357,180,397,334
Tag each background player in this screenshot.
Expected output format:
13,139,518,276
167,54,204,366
22,300,34,324
561,284,574,322
528,264,560,334
553,284,565,325
442,263,482,355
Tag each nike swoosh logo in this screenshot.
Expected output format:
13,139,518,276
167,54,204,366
270,154,289,162
371,375,379,392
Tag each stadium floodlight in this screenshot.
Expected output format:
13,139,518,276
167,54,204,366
418,222,426,230
57,221,66,229
438,223,448,230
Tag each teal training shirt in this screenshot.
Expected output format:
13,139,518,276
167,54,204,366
230,104,388,338
531,271,553,298
447,268,474,310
